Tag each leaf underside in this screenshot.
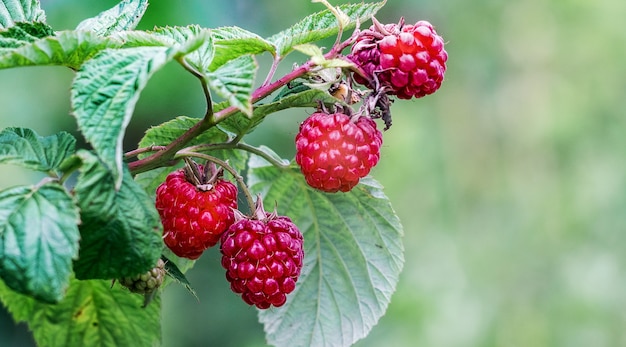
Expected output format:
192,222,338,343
248,157,404,347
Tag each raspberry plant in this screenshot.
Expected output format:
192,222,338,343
0,0,446,346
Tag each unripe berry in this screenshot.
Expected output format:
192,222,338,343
119,258,166,295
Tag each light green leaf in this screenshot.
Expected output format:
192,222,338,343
0,30,117,70
206,55,256,116
76,0,148,36
0,127,76,172
293,43,324,58
268,1,385,57
71,46,174,188
114,25,212,69
248,160,404,347
0,0,46,29
0,277,161,347
72,150,162,280
0,183,80,303
209,26,275,70
218,88,338,137
134,166,177,197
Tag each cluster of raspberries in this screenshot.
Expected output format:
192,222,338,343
141,17,446,311
154,165,303,309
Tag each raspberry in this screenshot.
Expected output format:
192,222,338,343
156,162,238,260
119,258,166,295
220,201,304,309
348,18,448,99
295,111,382,193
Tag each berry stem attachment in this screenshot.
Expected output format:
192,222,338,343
176,150,256,213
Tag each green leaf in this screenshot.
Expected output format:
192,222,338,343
115,25,212,69
218,88,338,137
0,127,76,172
207,55,256,116
134,166,177,197
72,150,162,280
76,0,148,36
248,159,404,347
0,0,46,29
138,116,229,157
209,26,275,70
268,1,385,57
161,255,197,299
0,30,117,70
71,46,174,188
0,183,80,303
0,21,54,50
0,277,161,347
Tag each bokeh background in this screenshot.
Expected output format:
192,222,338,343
2,0,626,346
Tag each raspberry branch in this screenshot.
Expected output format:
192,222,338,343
127,35,356,176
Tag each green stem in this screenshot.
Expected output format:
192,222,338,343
185,142,290,170
176,56,214,121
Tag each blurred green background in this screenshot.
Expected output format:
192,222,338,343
2,0,626,346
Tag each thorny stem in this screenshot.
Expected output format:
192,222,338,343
177,150,256,212
128,35,356,176
124,145,167,159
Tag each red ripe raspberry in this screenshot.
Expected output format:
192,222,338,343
348,18,448,99
295,111,382,193
220,202,304,309
156,163,238,260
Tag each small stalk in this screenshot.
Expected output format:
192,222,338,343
177,150,256,213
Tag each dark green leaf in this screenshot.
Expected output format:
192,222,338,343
268,1,385,57
248,158,404,347
0,21,54,50
138,116,229,158
161,255,197,299
0,183,80,303
207,55,257,116
0,127,76,172
71,46,174,188
209,26,275,70
0,30,118,70
72,150,162,280
76,0,148,36
218,88,337,137
0,277,161,347
134,116,248,194
0,0,46,29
